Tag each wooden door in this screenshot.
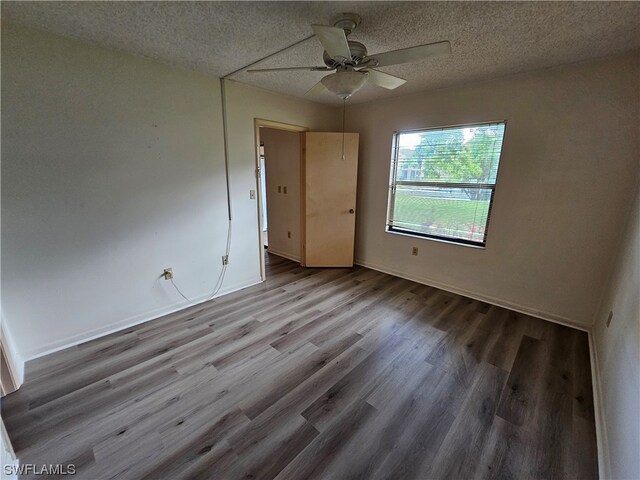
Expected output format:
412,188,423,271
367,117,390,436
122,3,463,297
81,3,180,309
302,132,359,267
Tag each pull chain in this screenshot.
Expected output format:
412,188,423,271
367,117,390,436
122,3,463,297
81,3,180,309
341,98,346,160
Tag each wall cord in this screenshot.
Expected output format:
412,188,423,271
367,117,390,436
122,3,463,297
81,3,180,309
168,78,233,304
169,34,319,304
341,99,346,160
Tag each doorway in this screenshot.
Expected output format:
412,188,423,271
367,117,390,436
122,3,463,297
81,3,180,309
254,119,308,280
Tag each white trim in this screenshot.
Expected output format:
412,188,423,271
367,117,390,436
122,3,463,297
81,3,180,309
0,319,23,388
254,118,308,282
354,258,589,331
266,248,301,263
589,331,610,480
22,278,262,362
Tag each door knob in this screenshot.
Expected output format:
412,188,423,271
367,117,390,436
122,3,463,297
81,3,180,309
349,209,355,214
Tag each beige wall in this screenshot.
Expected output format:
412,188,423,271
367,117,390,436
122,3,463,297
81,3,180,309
593,182,639,480
0,23,337,373
261,128,302,261
347,53,639,327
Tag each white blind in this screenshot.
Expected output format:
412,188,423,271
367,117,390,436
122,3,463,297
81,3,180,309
387,122,506,246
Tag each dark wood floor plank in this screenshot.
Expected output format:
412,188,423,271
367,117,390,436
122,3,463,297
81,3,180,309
15,364,220,467
8,363,179,452
275,400,379,480
300,334,412,432
479,307,528,372
20,323,216,411
323,357,445,479
238,332,362,420
474,415,530,480
495,335,546,427
254,268,382,324
369,373,456,480
236,418,319,480
2,253,598,480
425,299,486,380
178,442,242,480
268,273,403,353
427,362,509,479
572,329,596,421
226,344,371,469
138,408,249,480
27,332,141,384
526,325,576,480
208,309,323,372
570,415,599,480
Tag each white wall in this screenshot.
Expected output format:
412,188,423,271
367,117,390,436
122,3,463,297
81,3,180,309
261,128,302,261
593,182,639,480
348,53,640,328
0,23,337,371
1,22,226,362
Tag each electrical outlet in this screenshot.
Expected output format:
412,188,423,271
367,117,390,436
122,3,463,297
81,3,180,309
606,310,613,328
250,190,256,199
278,186,282,193
283,186,288,194
412,247,418,256
163,268,173,280
288,231,291,239
222,255,229,266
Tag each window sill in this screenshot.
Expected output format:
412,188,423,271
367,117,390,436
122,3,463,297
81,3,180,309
385,228,487,249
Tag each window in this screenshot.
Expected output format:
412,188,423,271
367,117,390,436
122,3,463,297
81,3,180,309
386,122,506,247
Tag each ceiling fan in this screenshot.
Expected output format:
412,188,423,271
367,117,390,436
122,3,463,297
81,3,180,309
247,13,451,100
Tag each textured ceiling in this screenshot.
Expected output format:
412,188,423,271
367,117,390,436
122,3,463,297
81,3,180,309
3,1,640,105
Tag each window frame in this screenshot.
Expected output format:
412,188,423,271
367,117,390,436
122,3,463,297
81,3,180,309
386,120,507,248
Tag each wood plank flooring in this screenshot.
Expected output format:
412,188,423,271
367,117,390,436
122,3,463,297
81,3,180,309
2,253,598,479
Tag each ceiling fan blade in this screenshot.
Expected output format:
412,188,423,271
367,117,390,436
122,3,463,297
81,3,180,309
363,69,406,90
247,66,331,73
304,81,327,96
311,24,352,61
364,40,451,68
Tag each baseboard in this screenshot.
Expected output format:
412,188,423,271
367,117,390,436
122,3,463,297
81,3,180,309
588,331,610,479
267,248,300,263
354,258,589,331
22,277,262,363
0,319,23,388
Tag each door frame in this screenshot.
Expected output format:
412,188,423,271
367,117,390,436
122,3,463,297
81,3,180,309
254,119,308,281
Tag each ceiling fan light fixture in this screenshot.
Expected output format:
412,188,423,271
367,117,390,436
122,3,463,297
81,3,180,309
320,71,368,99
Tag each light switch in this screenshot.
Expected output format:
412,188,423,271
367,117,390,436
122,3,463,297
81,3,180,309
250,190,256,199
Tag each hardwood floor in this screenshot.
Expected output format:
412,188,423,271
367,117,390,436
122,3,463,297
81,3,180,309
2,253,598,479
